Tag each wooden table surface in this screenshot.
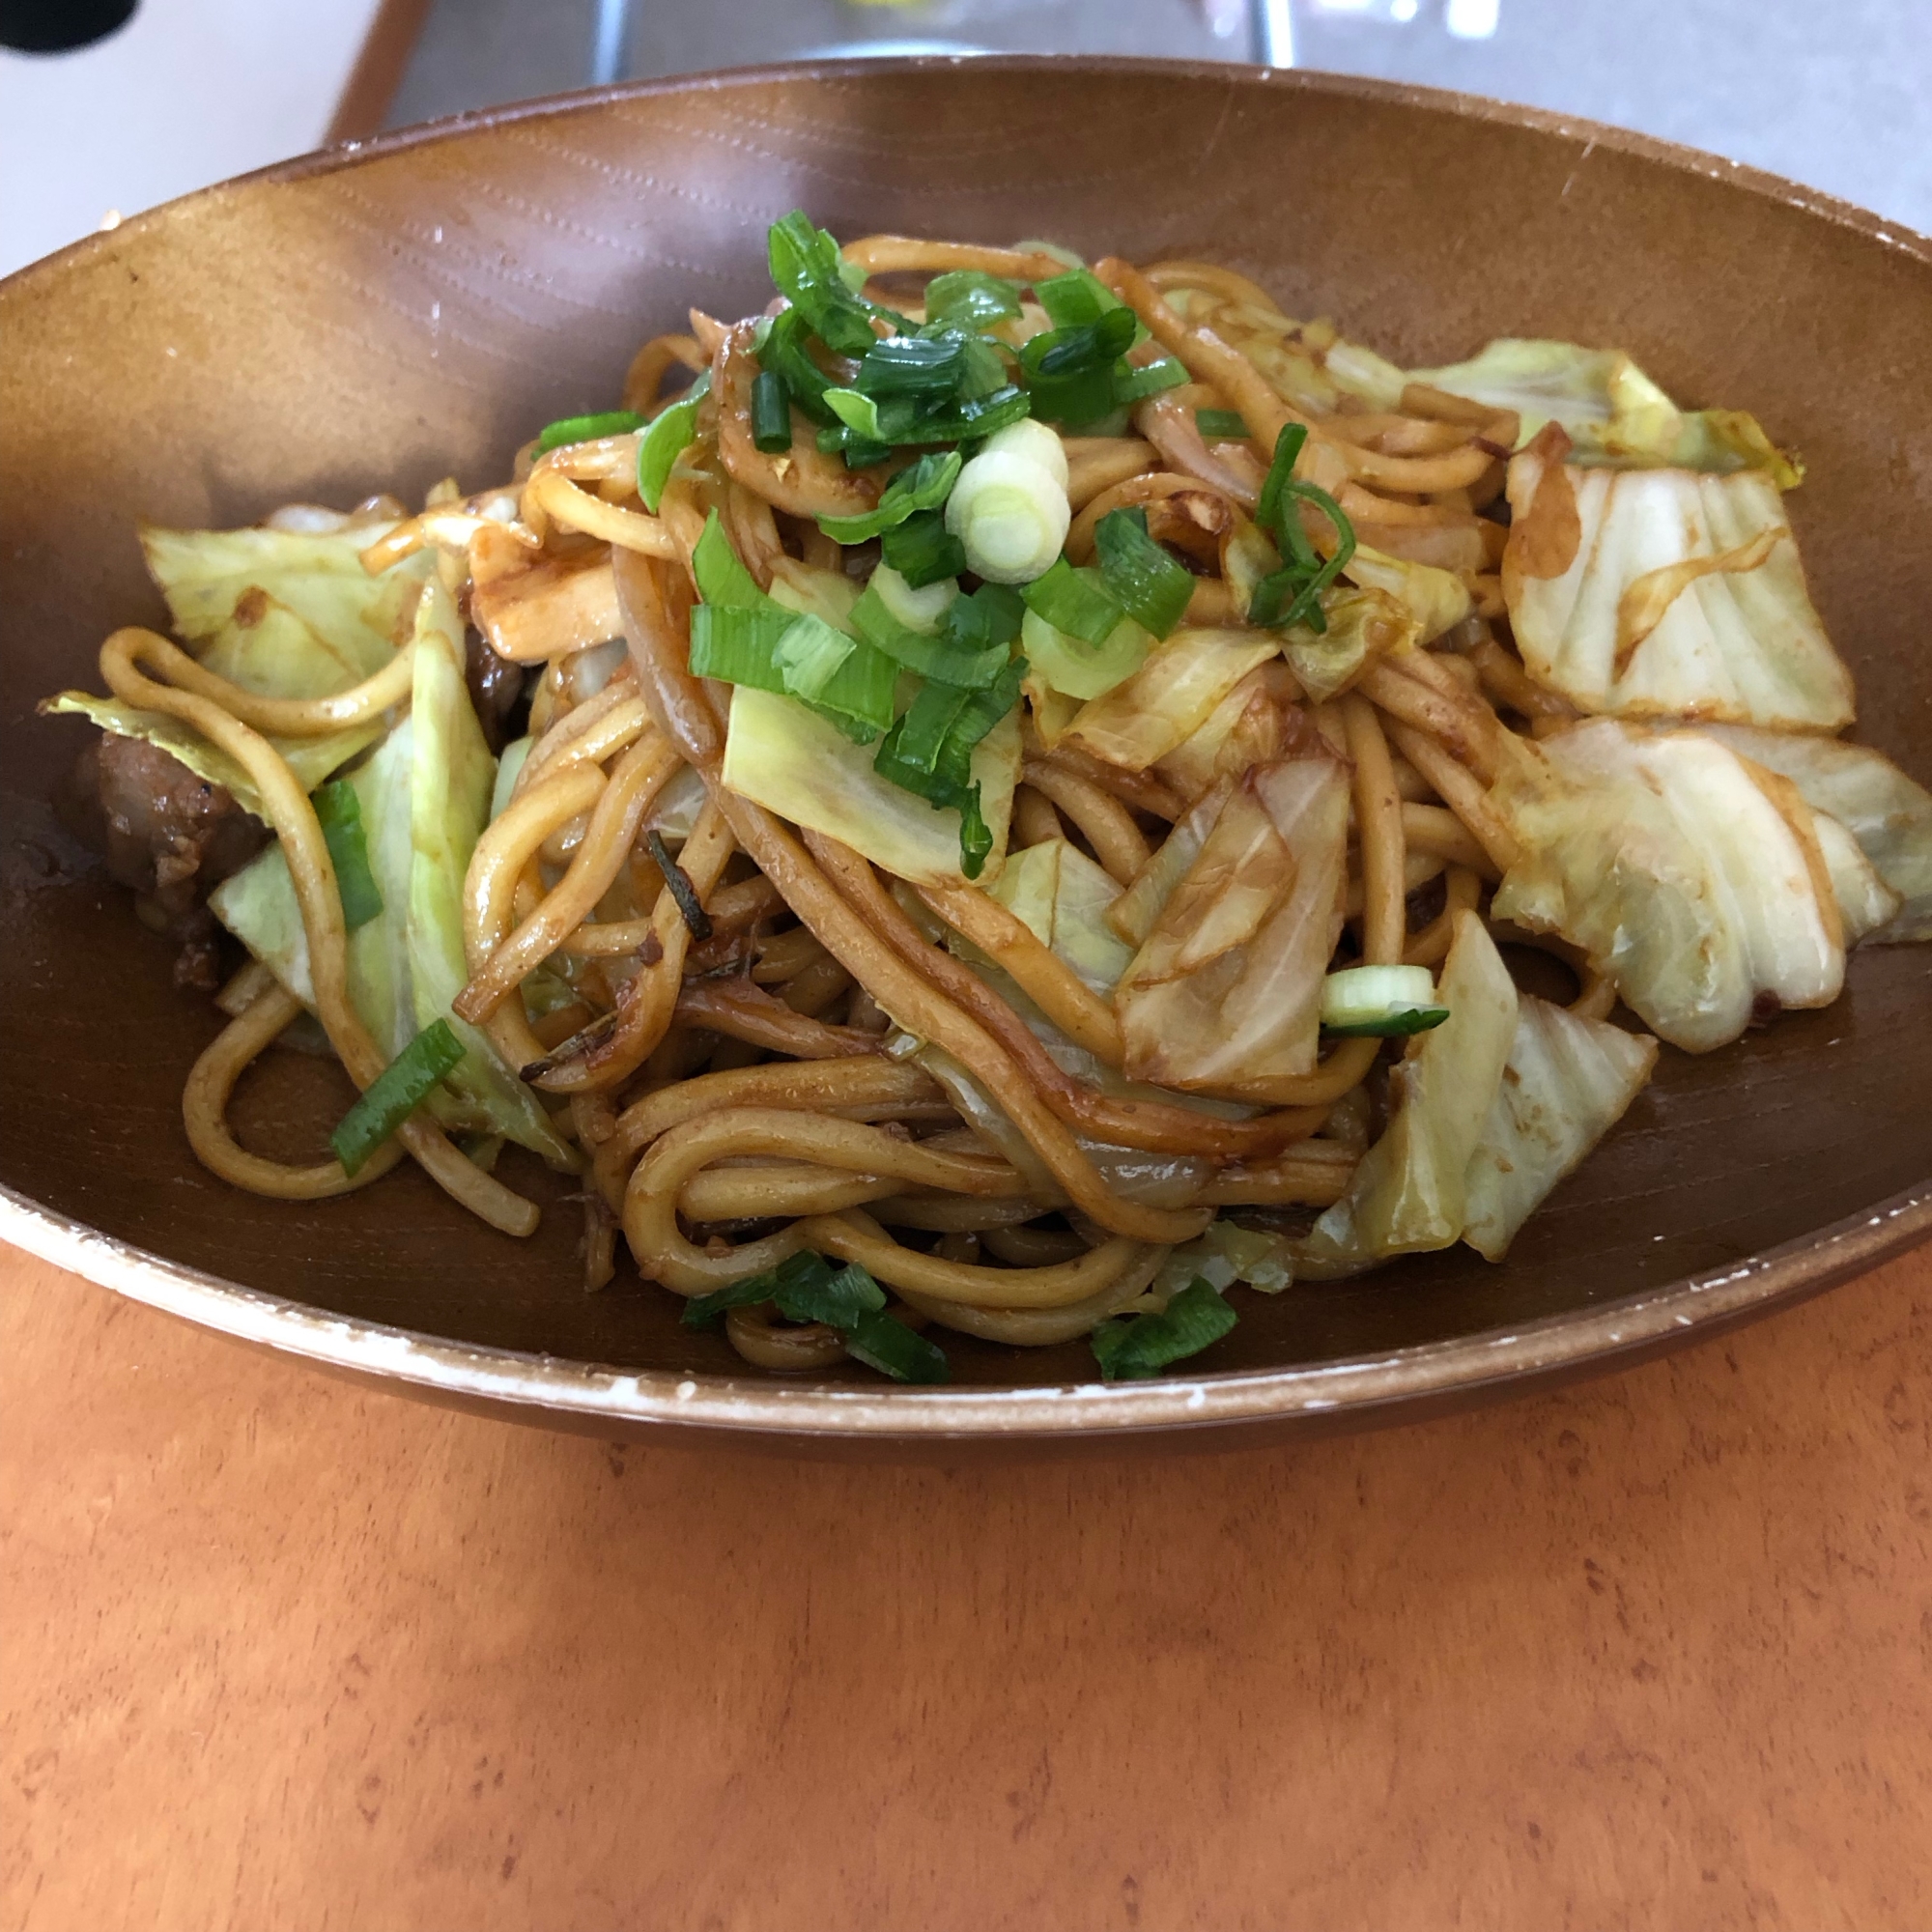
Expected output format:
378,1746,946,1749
5,1240,1929,1931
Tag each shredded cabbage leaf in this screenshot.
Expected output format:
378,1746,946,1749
1698,725,1932,943
1408,338,1800,484
1116,753,1350,1097
1463,996,1659,1261
1340,546,1470,646
45,520,433,813
1058,626,1279,773
721,685,1020,887
210,579,576,1169
1280,584,1419,703
1503,451,1852,729
1492,720,1844,1051
984,836,1134,992
1300,911,1520,1264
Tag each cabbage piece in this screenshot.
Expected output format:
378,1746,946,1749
41,693,376,817
1502,454,1852,729
1116,753,1350,1098
1107,779,1232,948
1407,339,1800,484
141,520,430,668
46,520,434,812
1279,584,1420,704
1811,813,1903,944
1340,545,1470,645
1153,664,1296,803
1151,1219,1298,1298
984,837,1134,992
1058,626,1279,773
1492,720,1844,1051
1462,996,1659,1261
721,685,1019,888
210,580,576,1169
1301,911,1520,1263
1697,725,1932,943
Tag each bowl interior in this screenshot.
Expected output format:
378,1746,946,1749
4,62,1930,1409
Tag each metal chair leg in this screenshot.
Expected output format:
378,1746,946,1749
591,0,631,86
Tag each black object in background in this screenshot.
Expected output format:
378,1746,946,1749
0,0,136,53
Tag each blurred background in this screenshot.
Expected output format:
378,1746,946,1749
4,0,1930,278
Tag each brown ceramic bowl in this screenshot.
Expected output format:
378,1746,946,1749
4,60,1930,1451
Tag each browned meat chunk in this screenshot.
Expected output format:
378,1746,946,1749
64,735,270,990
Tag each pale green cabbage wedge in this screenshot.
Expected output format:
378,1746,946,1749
1463,997,1659,1262
721,686,1020,888
210,579,576,1170
1492,722,1844,1051
1297,911,1520,1271
1116,753,1350,1099
1698,724,1932,943
1504,454,1852,729
984,837,1135,993
1409,338,1800,485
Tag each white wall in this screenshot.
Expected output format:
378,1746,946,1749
0,0,383,278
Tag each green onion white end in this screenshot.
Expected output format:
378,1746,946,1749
1320,962,1450,1037
869,561,958,635
945,437,1070,585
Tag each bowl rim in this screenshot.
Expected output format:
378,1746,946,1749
7,57,1931,1438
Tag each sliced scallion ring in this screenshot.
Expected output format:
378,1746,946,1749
1320,963,1451,1037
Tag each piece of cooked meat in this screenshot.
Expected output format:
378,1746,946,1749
466,626,527,753
65,734,270,990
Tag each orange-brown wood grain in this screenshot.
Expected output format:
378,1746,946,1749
4,1241,1929,1931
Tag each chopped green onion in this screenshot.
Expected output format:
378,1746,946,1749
680,1250,826,1328
923,384,1032,443
645,829,713,940
1249,423,1356,632
1020,558,1122,645
844,1308,950,1383
692,511,770,611
785,1260,889,1328
689,603,791,691
328,1018,466,1177
772,611,857,702
867,560,957,634
637,371,713,515
1090,1278,1237,1380
311,781,384,930
941,582,1026,655
818,449,962,544
881,510,968,589
945,442,1070,584
1019,607,1151,701
856,333,967,399
1319,962,1448,1037
923,270,1022,331
750,369,792,453
1110,355,1190,407
939,651,1029,755
822,388,895,442
1255,421,1309,540
1197,408,1250,440
895,679,974,774
1019,305,1139,426
851,586,1008,687
873,722,993,878
680,1253,947,1383
759,307,839,425
1035,269,1122,329
766,211,883,356
536,409,644,455
1094,505,1195,640
952,334,1012,401
808,636,900,740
